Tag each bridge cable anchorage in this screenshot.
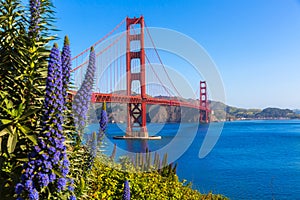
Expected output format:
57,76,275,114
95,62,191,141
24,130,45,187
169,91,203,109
71,17,126,62
145,22,182,98
130,24,173,97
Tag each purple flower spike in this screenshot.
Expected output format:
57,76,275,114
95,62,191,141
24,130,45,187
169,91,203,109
122,180,130,200
16,44,72,199
29,0,41,38
61,36,72,106
72,47,96,135
99,101,108,132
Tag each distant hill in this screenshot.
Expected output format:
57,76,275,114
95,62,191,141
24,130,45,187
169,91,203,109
210,101,300,121
294,109,300,115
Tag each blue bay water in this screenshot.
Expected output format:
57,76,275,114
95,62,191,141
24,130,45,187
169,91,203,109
86,120,300,199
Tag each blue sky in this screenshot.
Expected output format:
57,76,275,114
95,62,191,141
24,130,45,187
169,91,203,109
53,0,300,109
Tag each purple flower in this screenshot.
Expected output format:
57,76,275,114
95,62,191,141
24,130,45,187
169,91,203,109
28,188,39,200
15,183,23,195
62,167,69,177
43,161,52,170
25,180,33,190
57,178,67,191
100,110,108,132
98,101,108,141
53,151,60,164
29,0,41,38
16,44,72,198
62,159,70,167
122,180,130,200
68,185,74,192
48,146,56,154
39,139,46,149
49,173,56,182
72,47,96,135
38,173,49,187
34,146,41,153
41,153,49,160
69,195,76,200
61,37,71,107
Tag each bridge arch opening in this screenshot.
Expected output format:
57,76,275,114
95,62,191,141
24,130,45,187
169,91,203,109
130,58,141,73
130,80,141,95
129,23,141,35
130,40,141,52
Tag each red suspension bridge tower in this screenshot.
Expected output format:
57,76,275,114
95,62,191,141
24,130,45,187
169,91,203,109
200,81,210,123
126,16,148,137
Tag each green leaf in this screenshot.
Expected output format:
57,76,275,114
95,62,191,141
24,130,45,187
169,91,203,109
17,124,30,135
19,108,40,121
17,103,24,116
1,119,13,125
5,99,13,109
25,134,37,145
0,128,9,137
7,131,17,154
16,157,28,162
80,177,86,193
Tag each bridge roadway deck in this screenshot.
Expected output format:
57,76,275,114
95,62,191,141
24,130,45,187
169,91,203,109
91,92,208,111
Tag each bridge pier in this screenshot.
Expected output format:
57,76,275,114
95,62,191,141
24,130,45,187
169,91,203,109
125,126,148,138
117,102,160,140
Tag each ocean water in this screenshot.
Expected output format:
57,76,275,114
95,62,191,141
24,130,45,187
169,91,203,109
86,120,300,200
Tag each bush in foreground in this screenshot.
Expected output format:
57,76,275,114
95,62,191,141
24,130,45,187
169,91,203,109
81,154,228,200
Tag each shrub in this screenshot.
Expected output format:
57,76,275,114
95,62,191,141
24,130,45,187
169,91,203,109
83,154,229,200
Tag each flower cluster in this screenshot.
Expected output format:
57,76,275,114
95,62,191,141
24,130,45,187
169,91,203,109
122,180,130,200
15,44,75,200
29,0,41,38
99,101,108,133
61,35,71,106
72,47,96,135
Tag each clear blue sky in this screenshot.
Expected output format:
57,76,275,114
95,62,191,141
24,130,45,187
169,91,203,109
53,0,300,109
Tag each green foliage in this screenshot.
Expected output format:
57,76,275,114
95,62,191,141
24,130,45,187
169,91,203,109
0,0,55,198
81,153,229,200
68,135,228,200
68,144,93,198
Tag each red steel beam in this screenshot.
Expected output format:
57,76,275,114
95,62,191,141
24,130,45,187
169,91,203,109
69,90,209,111
91,93,209,111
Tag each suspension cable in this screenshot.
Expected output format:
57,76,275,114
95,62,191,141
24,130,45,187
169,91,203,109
71,32,126,73
72,18,126,61
130,20,173,97
145,22,182,97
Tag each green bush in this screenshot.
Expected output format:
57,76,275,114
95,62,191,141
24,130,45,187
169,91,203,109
82,154,229,200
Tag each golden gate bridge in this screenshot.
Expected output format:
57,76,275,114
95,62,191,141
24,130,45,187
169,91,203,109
71,16,210,139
